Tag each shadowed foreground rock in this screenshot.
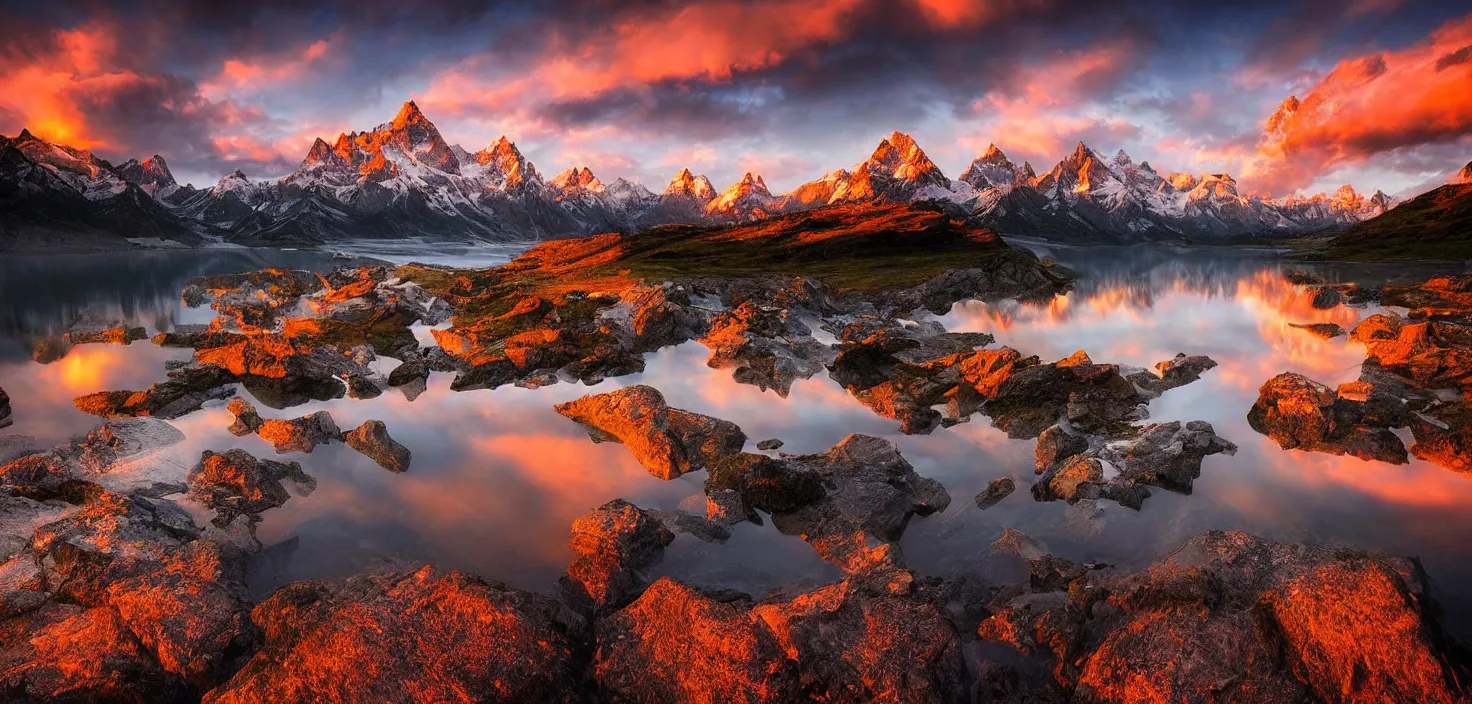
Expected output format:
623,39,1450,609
202,567,585,704
555,385,746,479
0,385,10,429
711,434,949,574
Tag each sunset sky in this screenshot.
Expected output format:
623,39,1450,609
1,0,1469,198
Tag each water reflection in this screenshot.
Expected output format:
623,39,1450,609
5,246,1472,640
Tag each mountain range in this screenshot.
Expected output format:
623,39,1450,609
0,100,1424,251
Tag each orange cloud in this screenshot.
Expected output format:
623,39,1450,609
199,37,338,100
1246,11,1472,192
910,0,1047,30
0,23,145,148
422,0,867,116
961,40,1142,164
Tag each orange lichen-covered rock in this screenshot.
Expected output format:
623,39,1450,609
104,540,259,690
1265,560,1464,704
1409,400,1472,472
187,449,314,524
1247,371,1408,464
253,411,342,454
0,603,188,702
1073,604,1304,703
555,385,745,480
752,568,968,702
1061,531,1470,704
203,567,584,704
595,578,799,703
562,499,674,612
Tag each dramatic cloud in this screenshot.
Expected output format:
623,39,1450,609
1246,11,1472,193
0,0,1468,194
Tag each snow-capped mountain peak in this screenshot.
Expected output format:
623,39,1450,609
116,154,180,199
664,168,717,201
959,143,1027,192
469,136,537,190
551,166,604,193
706,172,777,221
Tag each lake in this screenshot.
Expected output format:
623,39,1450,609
4,244,1472,640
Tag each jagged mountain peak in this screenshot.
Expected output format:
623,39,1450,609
551,166,602,192
392,100,429,129
115,154,179,198
1451,160,1472,185
960,144,1026,192
665,168,716,201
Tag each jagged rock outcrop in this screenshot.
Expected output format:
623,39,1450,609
555,385,745,480
561,499,674,612
187,449,315,526
203,567,585,703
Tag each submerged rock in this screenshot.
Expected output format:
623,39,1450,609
975,477,1017,510
1290,322,1347,339
555,385,745,480
562,499,675,612
203,567,584,704
343,420,412,473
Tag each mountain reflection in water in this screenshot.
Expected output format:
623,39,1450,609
3,245,1472,640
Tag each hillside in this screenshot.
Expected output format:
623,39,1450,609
1321,182,1472,260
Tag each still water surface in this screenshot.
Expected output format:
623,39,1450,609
4,245,1472,639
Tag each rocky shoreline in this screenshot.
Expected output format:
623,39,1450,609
3,207,1472,700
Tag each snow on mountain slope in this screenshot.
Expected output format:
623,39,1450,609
2,99,1410,247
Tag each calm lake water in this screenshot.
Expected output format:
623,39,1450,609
4,245,1472,639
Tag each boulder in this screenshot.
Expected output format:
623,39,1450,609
766,435,950,573
1033,421,1236,510
343,420,412,473
0,385,10,430
756,438,784,451
562,499,675,612
983,351,1147,439
225,399,262,437
1409,400,1472,473
752,568,969,702
1127,353,1219,396
187,449,315,526
974,531,1470,703
203,567,584,704
555,385,745,480
255,411,343,454
1248,372,1409,464
596,578,799,703
0,603,190,702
